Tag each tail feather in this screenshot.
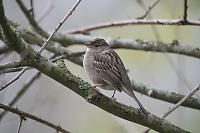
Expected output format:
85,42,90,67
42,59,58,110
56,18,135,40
129,91,148,116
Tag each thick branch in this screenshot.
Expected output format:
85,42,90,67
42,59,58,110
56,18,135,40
54,34,200,60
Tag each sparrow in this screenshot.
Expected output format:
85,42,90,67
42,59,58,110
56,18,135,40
83,38,148,116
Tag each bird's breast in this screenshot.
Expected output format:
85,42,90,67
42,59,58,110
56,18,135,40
83,48,105,84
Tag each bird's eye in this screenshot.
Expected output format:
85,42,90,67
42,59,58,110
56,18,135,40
94,43,100,47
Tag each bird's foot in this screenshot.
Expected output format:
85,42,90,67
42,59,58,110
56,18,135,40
92,84,103,92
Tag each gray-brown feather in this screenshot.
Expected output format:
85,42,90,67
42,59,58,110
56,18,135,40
92,49,132,93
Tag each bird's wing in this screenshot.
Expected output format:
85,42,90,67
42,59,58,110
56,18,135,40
92,50,124,91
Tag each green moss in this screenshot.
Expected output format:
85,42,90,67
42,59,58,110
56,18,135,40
22,27,36,35
76,77,91,90
171,92,183,99
56,59,69,73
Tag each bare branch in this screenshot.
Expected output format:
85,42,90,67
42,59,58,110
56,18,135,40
0,103,70,133
142,84,200,133
162,85,200,117
17,116,24,133
0,67,29,91
137,0,160,19
66,19,200,34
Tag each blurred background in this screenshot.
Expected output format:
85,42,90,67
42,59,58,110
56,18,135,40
0,0,200,132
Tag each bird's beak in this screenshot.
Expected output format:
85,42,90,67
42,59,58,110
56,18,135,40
84,42,92,48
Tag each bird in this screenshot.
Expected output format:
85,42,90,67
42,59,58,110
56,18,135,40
83,38,148,116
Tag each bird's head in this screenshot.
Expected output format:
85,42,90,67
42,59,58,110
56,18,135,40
84,38,109,48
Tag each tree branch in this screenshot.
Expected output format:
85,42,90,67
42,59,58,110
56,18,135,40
17,116,24,133
0,67,29,91
10,25,200,61
66,19,200,34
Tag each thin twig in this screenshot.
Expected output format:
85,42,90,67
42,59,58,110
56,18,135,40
38,0,82,53
184,0,188,21
0,67,29,91
162,85,200,117
17,116,24,133
0,103,70,133
142,84,200,133
137,0,160,19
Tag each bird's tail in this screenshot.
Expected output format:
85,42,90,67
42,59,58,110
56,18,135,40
129,90,148,116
